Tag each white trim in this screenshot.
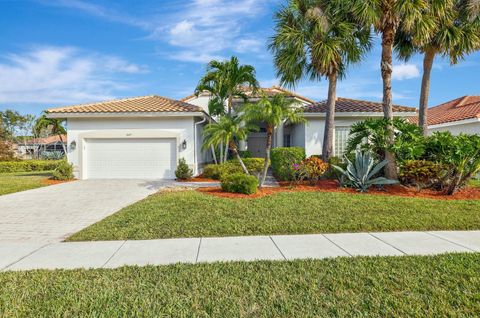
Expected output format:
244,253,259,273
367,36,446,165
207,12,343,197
76,129,181,180
428,117,480,129
303,111,417,118
47,112,206,119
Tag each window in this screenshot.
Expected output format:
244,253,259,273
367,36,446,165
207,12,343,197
334,127,350,158
283,134,291,147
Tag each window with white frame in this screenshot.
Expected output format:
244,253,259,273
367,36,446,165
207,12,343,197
334,127,350,159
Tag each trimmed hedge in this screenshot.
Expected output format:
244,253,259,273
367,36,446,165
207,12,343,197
203,158,265,180
52,160,74,181
271,147,306,181
0,160,63,173
221,173,258,194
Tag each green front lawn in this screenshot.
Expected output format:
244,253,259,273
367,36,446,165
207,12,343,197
0,253,478,317
68,190,480,241
0,171,54,196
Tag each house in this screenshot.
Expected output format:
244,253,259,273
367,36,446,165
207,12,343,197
185,88,417,158
16,134,67,159
426,96,480,135
46,95,211,180
46,90,417,180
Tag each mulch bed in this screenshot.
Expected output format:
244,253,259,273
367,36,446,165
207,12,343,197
182,176,218,183
197,179,480,200
42,178,75,186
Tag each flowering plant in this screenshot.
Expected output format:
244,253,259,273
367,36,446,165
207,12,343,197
292,156,329,185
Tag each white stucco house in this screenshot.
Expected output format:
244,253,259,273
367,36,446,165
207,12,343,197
426,96,480,135
46,87,417,180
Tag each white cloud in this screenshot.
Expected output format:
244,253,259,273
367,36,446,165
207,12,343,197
392,63,420,80
0,46,146,104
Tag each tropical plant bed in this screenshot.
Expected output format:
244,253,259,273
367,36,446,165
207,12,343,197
182,175,218,182
1,254,479,317
198,180,480,200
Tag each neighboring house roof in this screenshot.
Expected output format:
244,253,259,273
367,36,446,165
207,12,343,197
426,96,480,126
47,95,204,114
181,86,315,104
26,134,67,145
304,97,417,113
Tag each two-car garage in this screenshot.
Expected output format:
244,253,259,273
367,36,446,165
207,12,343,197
84,138,177,179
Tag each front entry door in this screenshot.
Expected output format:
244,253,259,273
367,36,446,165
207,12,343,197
247,133,268,158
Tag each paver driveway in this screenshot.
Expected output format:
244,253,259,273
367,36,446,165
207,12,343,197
0,180,172,243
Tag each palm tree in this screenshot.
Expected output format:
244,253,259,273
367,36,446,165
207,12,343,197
269,0,371,161
351,0,428,179
202,115,254,174
243,94,306,187
395,0,480,135
34,113,67,153
195,56,259,116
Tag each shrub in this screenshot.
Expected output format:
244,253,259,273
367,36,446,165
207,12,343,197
221,173,258,194
0,160,63,173
292,156,329,185
423,132,480,194
203,159,265,180
175,158,193,180
324,156,345,180
40,151,65,160
271,147,306,181
0,140,15,161
233,158,265,177
333,151,398,192
399,160,445,191
238,150,252,158
52,160,74,180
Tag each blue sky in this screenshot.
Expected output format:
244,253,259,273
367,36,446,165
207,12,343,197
1,0,479,115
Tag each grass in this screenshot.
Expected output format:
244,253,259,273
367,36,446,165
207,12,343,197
469,179,480,188
0,253,479,317
0,171,53,196
68,190,480,241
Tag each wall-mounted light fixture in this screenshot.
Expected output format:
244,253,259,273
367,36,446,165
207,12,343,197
70,140,77,151
182,140,187,150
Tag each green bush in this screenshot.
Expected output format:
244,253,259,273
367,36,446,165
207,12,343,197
270,147,306,181
175,158,193,180
203,158,265,180
238,150,252,158
221,173,258,194
40,151,65,160
399,160,445,190
52,160,74,180
0,160,63,173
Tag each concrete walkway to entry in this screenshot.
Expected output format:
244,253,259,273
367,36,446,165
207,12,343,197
1,231,479,271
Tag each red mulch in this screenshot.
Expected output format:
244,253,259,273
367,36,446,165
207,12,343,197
182,176,217,183
42,178,74,186
197,179,480,200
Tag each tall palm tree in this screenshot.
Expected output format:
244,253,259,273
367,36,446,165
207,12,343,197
195,56,260,116
395,0,480,135
34,113,67,153
202,115,254,174
351,0,428,178
243,94,306,187
269,0,371,161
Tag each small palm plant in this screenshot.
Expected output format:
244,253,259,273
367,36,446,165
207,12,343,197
202,115,255,175
242,94,306,187
332,151,398,192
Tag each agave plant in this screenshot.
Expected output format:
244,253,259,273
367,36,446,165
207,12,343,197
332,151,398,192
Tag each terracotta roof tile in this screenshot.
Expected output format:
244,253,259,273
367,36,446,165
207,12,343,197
303,97,416,113
180,86,315,104
47,95,203,114
427,96,480,125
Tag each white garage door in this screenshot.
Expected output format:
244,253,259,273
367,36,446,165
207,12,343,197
85,138,177,179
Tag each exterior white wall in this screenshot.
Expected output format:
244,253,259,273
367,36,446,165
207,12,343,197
428,121,480,135
184,95,211,114
66,117,200,179
291,123,305,148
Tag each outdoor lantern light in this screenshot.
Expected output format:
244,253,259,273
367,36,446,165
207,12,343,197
182,140,187,150
70,140,76,151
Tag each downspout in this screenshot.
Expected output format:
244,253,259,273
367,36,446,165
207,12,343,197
194,114,208,176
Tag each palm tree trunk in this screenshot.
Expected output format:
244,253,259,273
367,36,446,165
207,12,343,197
419,48,436,136
219,141,224,163
322,73,337,161
381,24,398,180
230,140,249,175
224,141,229,162
259,126,273,187
227,96,233,116
58,133,66,154
211,145,218,164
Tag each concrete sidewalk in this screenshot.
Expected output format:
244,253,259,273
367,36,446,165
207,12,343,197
1,231,479,271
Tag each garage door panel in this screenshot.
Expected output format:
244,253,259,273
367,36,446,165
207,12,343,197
85,138,176,179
